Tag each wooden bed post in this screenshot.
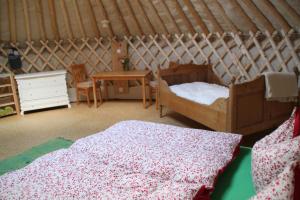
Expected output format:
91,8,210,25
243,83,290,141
226,76,237,132
294,67,299,83
158,65,163,118
294,67,299,106
230,76,236,85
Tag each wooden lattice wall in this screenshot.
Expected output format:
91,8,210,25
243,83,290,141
0,29,299,87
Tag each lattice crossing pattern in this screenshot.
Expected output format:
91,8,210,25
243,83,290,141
0,30,299,86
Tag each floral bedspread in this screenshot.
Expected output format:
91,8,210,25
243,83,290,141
0,120,242,200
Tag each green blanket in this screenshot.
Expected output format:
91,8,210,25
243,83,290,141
0,139,254,199
0,137,73,176
212,147,255,200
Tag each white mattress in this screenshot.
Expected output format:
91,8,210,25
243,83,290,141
170,82,229,105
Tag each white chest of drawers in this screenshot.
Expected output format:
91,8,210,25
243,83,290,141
15,70,71,115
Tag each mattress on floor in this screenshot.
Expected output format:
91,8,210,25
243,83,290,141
0,120,242,199
170,82,229,105
0,144,255,200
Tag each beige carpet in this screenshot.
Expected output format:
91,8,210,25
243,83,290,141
0,100,203,160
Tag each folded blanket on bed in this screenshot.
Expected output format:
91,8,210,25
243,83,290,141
0,120,242,200
264,72,298,102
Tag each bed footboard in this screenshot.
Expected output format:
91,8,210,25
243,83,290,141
227,76,294,135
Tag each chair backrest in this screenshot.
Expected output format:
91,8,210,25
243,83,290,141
71,64,87,84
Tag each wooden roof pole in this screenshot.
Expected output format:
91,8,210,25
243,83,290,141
94,0,113,37
112,0,130,36
210,0,238,32
60,0,73,39
21,0,32,41
148,0,169,34
160,0,181,33
7,0,17,43
229,0,258,32
270,0,300,30
73,0,86,38
135,0,155,35
126,0,143,35
237,0,274,33
0,2,1,41
86,0,101,38
197,0,223,33
48,0,60,40
172,0,195,34
182,0,208,34
252,0,290,32
34,0,46,40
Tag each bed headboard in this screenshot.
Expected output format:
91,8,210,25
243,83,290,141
158,62,225,86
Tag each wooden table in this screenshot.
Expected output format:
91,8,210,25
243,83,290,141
92,70,152,108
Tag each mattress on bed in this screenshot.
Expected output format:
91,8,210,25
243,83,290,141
170,82,229,105
0,120,242,200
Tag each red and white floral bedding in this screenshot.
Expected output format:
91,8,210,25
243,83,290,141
0,120,242,199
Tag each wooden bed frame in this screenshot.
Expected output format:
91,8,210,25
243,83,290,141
158,63,296,135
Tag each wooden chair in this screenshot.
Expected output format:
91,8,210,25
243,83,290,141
148,69,160,110
71,64,102,107
149,63,178,110
149,80,159,110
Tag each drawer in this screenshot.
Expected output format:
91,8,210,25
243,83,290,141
20,96,69,109
19,86,68,101
17,75,66,89
21,101,69,112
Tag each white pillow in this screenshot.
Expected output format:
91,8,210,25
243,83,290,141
252,108,299,192
250,161,299,200
252,136,300,192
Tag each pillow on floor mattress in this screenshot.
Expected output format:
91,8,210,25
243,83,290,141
252,108,300,200
0,120,242,200
250,161,300,200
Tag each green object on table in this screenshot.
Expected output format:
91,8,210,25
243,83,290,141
212,146,255,200
0,137,73,176
122,57,130,71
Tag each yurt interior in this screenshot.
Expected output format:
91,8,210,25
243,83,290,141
0,0,300,199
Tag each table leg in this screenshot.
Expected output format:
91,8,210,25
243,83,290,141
104,80,109,100
93,78,98,108
98,84,103,105
142,77,146,108
86,89,91,107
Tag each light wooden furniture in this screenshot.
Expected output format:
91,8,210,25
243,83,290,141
92,70,151,108
0,73,20,117
71,64,101,107
15,70,70,115
158,63,295,135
